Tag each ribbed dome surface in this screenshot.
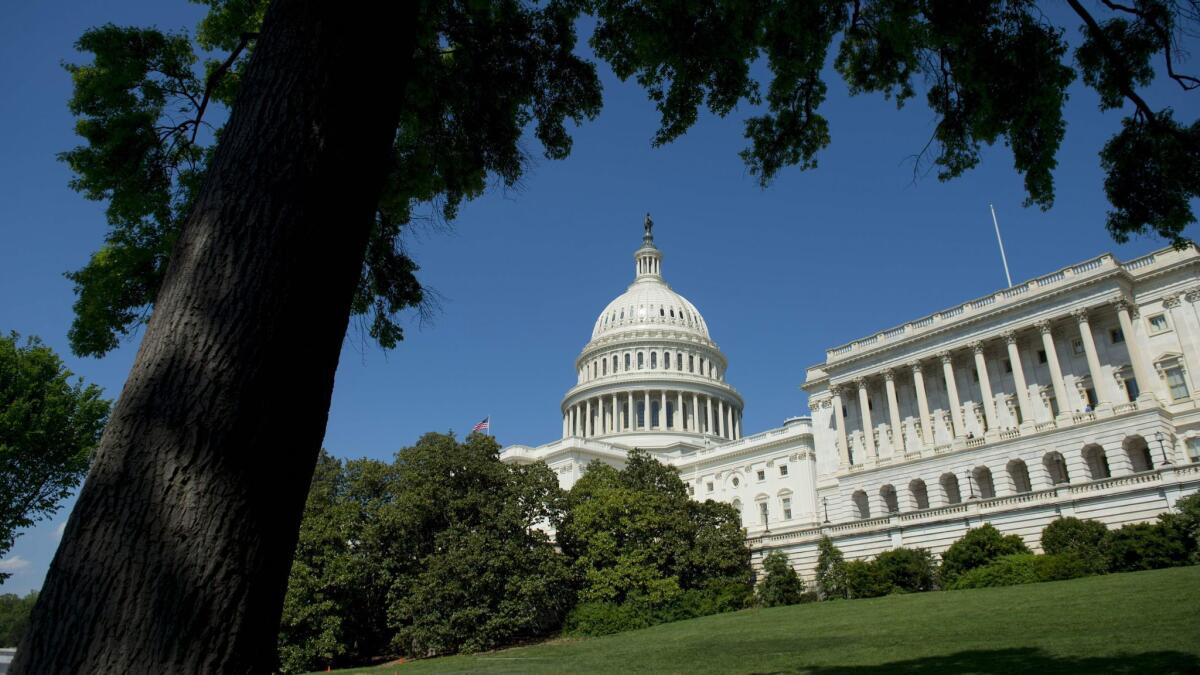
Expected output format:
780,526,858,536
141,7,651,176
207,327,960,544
591,278,710,339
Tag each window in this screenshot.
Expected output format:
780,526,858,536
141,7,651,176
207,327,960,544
759,502,769,526
779,464,789,477
602,359,607,376
732,476,740,487
1037,349,1047,364
781,497,792,520
1004,359,1013,373
1188,438,1200,463
612,355,618,372
756,470,765,482
1110,328,1125,344
637,352,644,369
688,355,694,373
972,369,979,383
625,353,631,371
1072,338,1085,356
1166,367,1189,400
650,352,657,369
706,482,714,493
1147,314,1170,334
665,352,671,370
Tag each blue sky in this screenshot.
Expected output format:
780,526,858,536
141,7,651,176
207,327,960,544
1,2,1195,594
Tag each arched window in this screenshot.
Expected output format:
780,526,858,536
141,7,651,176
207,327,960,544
636,401,646,428
651,352,658,369
637,352,645,370
851,490,870,519
1082,444,1111,480
1123,435,1154,472
665,352,671,370
689,355,695,373
1043,451,1070,484
651,401,660,427
602,359,607,376
909,479,929,510
1007,459,1032,493
625,353,631,371
731,499,743,521
940,473,962,505
880,485,899,514
779,491,793,520
612,355,618,372
677,352,683,370
973,466,996,499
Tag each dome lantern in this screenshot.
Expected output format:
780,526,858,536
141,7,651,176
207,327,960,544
635,212,662,279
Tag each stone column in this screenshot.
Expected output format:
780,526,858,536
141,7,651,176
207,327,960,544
1073,308,1111,406
692,392,700,432
970,342,998,433
718,399,726,438
1116,299,1159,401
612,393,619,432
643,390,651,430
585,398,593,437
706,396,714,434
910,362,931,445
831,386,851,467
855,378,877,460
562,412,569,438
626,393,633,431
1164,295,1200,389
883,369,903,453
1005,331,1033,425
939,351,964,437
660,391,668,430
1037,320,1070,417
734,410,740,439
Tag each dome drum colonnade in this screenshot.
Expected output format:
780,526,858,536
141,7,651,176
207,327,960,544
561,215,743,442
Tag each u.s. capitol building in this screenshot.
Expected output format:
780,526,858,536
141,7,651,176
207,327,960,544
500,218,1200,577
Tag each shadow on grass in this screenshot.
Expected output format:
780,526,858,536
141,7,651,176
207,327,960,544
769,647,1199,674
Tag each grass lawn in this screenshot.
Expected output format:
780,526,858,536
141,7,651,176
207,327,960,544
324,566,1200,674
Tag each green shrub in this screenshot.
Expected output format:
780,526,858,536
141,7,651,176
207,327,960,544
951,553,1090,589
1171,493,1200,563
564,578,750,636
939,524,1031,587
1103,521,1190,572
756,551,807,608
844,560,891,599
1041,517,1108,573
814,536,848,600
0,591,38,648
563,601,652,636
874,547,938,593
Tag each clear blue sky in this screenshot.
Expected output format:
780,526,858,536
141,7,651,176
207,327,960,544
1,2,1195,594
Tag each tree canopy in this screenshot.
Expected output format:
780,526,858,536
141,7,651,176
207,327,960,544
62,0,1199,357
0,333,109,583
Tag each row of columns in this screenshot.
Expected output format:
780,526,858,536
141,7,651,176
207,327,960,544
827,301,1158,467
563,390,741,440
580,346,721,383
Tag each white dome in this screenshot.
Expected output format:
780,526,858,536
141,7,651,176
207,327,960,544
592,278,710,340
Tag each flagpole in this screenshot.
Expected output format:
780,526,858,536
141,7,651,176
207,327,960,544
990,203,1013,288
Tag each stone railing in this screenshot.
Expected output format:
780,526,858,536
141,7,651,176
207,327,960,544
822,245,1196,363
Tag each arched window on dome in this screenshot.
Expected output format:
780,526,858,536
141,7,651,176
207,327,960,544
637,352,644,370
625,353,631,371
665,352,671,370
602,359,607,376
689,355,695,373
620,309,624,320
677,352,683,371
612,355,618,373
659,307,665,317
650,352,657,369
669,308,675,318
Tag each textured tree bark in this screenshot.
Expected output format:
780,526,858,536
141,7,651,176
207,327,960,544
13,1,416,672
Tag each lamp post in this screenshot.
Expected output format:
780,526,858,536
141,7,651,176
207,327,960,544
822,496,830,524
1155,431,1173,467
966,469,977,500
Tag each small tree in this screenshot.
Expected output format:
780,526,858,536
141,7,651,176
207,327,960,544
844,560,891,599
756,551,806,608
1102,521,1190,572
1171,493,1200,564
1041,517,1108,573
939,524,1030,587
814,536,848,600
0,332,109,581
874,547,938,593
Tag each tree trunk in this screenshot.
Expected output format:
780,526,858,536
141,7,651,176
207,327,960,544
14,1,416,672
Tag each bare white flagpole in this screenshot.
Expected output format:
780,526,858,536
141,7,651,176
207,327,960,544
990,203,1013,288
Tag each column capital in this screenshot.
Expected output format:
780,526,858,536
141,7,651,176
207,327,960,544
970,341,986,355
1071,307,1091,324
1035,319,1053,335
854,377,869,390
1114,297,1136,314
883,368,896,381
907,360,924,374
829,383,845,398
1162,294,1182,310
937,350,954,365
1003,330,1020,345
1185,288,1200,304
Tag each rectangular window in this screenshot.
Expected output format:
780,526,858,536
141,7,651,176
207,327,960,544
779,465,789,477
756,470,765,482
758,501,768,526
1147,314,1170,334
1125,378,1140,400
1166,367,1189,400
1037,349,1047,364
1003,359,1012,373
782,497,792,520
1072,338,1085,356
1188,438,1200,463
972,369,979,383
706,482,714,493
1110,328,1125,344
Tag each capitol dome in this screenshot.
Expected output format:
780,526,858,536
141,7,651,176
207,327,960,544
560,215,743,448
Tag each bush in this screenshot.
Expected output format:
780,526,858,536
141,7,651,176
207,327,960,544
563,601,652,636
952,553,1090,589
844,560,891,599
814,536,848,600
756,551,807,607
1102,521,1190,572
1041,517,1108,573
874,547,938,593
1171,493,1200,563
939,524,1031,587
0,591,38,647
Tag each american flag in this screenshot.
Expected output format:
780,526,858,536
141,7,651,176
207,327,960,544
471,416,490,433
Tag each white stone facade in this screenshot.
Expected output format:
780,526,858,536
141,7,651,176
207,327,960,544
501,221,1200,578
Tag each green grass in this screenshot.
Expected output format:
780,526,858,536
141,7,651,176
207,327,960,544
326,566,1200,674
